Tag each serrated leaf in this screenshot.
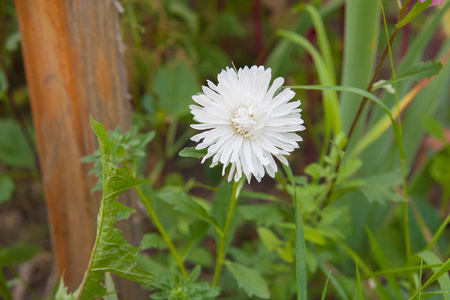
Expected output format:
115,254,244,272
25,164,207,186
75,117,154,299
55,278,78,300
159,190,220,232
0,175,14,204
153,61,199,118
179,147,207,159
380,61,443,86
225,261,269,299
357,169,405,205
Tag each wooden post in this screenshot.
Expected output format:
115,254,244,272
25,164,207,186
14,0,142,295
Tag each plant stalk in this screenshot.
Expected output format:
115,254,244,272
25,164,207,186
212,180,240,286
134,185,188,279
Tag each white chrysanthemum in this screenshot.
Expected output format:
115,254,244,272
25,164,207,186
190,65,305,183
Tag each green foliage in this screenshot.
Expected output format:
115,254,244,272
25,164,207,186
81,125,155,192
0,175,14,204
0,119,33,169
57,118,155,299
159,189,220,233
152,61,199,119
3,1,450,299
179,147,207,159
225,261,269,299
150,266,219,300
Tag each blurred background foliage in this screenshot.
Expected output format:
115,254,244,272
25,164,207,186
1,0,450,299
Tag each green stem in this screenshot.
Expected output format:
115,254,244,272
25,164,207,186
134,185,188,279
212,180,239,287
425,212,450,251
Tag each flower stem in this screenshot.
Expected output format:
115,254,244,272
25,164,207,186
212,180,240,287
134,185,188,279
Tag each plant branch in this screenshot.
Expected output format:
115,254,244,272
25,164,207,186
324,0,411,203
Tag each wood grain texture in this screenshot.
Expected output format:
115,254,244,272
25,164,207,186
14,0,142,295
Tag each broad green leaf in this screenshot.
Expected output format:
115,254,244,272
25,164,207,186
159,190,220,232
153,61,199,118
225,261,269,299
75,117,154,299
366,228,401,299
340,0,379,133
0,175,14,204
0,119,33,168
140,233,168,250
417,251,450,299
179,147,207,159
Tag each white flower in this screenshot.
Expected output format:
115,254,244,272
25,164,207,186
190,65,305,183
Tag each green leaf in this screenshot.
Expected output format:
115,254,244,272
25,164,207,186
397,0,432,28
358,169,405,205
104,273,119,300
225,261,269,299
140,233,168,250
429,146,450,197
366,228,401,299
417,251,450,299
75,117,154,299
320,271,331,300
0,245,39,266
421,114,445,141
257,227,282,251
55,278,78,300
153,61,199,118
179,147,207,159
159,190,220,232
0,266,12,300
0,119,33,168
290,85,405,159
239,203,285,226
0,175,14,204
376,61,442,87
